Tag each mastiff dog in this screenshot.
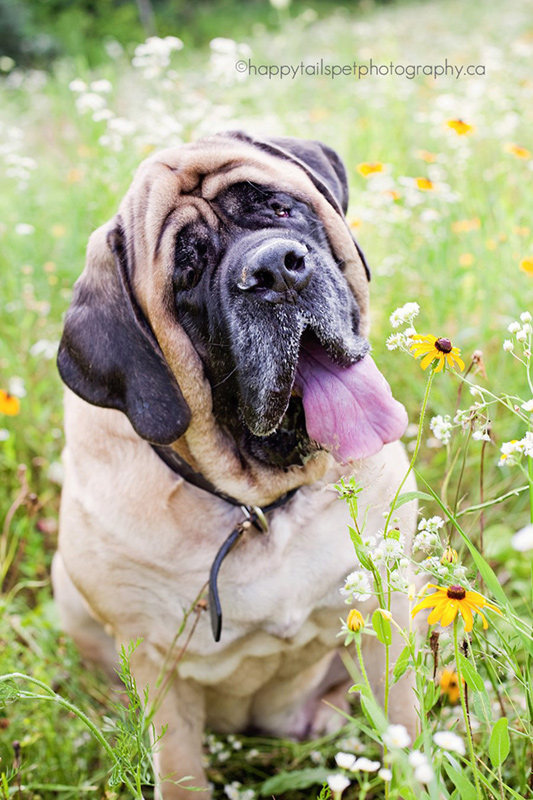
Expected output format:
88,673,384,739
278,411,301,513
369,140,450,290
53,131,417,797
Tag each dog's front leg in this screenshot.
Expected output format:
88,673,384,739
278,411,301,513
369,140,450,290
128,644,209,800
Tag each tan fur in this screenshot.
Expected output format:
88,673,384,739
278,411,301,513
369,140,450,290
54,136,417,798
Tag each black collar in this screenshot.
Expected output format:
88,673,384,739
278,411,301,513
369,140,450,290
151,444,298,642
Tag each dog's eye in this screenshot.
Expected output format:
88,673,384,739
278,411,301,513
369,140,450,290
174,227,211,293
270,202,291,218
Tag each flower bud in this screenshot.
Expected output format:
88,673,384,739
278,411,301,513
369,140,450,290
441,547,459,564
346,609,365,632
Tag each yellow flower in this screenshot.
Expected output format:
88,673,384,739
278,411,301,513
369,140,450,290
416,177,434,191
346,608,365,632
412,584,500,632
446,119,475,135
357,162,384,177
459,253,474,267
520,257,533,275
0,390,20,416
441,547,458,565
416,149,437,163
504,143,531,160
513,226,530,237
410,334,465,372
439,669,463,704
452,218,481,233
385,189,401,201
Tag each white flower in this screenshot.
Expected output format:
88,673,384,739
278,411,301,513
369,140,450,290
512,524,533,552
516,330,527,342
415,763,435,783
68,79,87,92
15,223,35,235
507,321,521,333
378,768,392,781
353,757,381,772
389,301,420,328
90,79,113,93
92,108,114,122
340,570,372,602
30,339,59,359
383,724,411,749
523,323,532,334
503,339,514,351
375,537,403,563
75,92,107,113
430,414,453,445
386,332,406,350
413,531,440,553
224,782,241,800
522,432,533,457
418,516,445,533
335,752,356,770
309,750,323,764
8,377,26,398
472,429,491,442
0,429,9,442
408,750,427,768
269,0,291,9
520,311,532,323
433,730,466,755
327,774,351,793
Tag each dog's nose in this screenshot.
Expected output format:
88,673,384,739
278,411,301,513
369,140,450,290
237,239,312,302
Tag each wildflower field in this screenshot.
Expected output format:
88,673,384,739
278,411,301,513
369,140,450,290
1,0,533,797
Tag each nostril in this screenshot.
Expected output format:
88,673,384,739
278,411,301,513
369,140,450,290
255,269,275,290
284,251,306,272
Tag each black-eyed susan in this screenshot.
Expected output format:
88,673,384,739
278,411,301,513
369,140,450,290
439,669,463,704
504,142,531,160
446,119,475,135
416,177,434,191
411,584,500,631
410,335,465,372
0,390,20,416
357,162,384,177
416,149,437,163
520,257,533,275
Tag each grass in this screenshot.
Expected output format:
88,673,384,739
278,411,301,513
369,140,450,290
0,0,532,796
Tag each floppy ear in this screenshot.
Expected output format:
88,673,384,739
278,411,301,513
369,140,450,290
57,220,191,444
265,135,351,214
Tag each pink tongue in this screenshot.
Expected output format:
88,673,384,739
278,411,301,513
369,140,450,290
295,347,408,463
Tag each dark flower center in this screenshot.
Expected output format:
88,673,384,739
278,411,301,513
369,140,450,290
435,337,453,354
446,585,466,600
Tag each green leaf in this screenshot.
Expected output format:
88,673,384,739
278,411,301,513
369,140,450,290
372,609,392,646
360,693,387,733
489,717,510,767
260,768,330,795
396,786,419,800
423,680,439,712
394,490,433,509
443,763,477,800
457,653,484,693
392,645,412,682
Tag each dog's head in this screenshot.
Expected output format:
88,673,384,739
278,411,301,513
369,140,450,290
58,132,407,499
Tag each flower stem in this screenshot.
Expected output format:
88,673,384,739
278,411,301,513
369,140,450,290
384,368,435,534
0,673,142,797
453,621,483,800
355,637,373,697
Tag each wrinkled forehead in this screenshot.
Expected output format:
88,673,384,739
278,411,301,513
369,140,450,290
118,137,370,332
